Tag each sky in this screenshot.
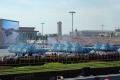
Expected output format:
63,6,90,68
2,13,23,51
0,0,120,34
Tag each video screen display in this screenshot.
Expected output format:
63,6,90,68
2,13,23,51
0,19,19,48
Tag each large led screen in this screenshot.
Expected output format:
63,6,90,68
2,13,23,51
0,19,19,48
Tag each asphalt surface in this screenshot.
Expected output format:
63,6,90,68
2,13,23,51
65,73,120,80
0,49,14,56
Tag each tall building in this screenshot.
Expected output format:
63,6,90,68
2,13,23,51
18,27,39,42
0,19,19,48
57,21,62,36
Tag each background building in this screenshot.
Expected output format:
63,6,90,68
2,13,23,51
114,29,120,37
57,21,62,36
70,30,113,37
18,27,39,43
0,19,19,48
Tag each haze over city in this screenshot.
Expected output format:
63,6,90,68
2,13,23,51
0,0,120,34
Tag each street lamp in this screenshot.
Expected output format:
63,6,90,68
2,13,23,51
69,11,76,34
41,23,45,48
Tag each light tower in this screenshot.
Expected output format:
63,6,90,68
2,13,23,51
57,21,62,36
69,11,76,34
41,23,45,48
101,24,104,36
41,23,45,36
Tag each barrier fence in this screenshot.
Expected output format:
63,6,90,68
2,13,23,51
0,53,120,66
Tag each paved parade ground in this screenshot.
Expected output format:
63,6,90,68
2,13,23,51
65,74,120,80
0,49,14,56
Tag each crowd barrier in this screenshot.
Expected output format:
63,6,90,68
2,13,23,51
0,53,120,66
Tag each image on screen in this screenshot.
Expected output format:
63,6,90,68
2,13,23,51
0,19,19,48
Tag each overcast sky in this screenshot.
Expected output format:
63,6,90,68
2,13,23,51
0,0,120,34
